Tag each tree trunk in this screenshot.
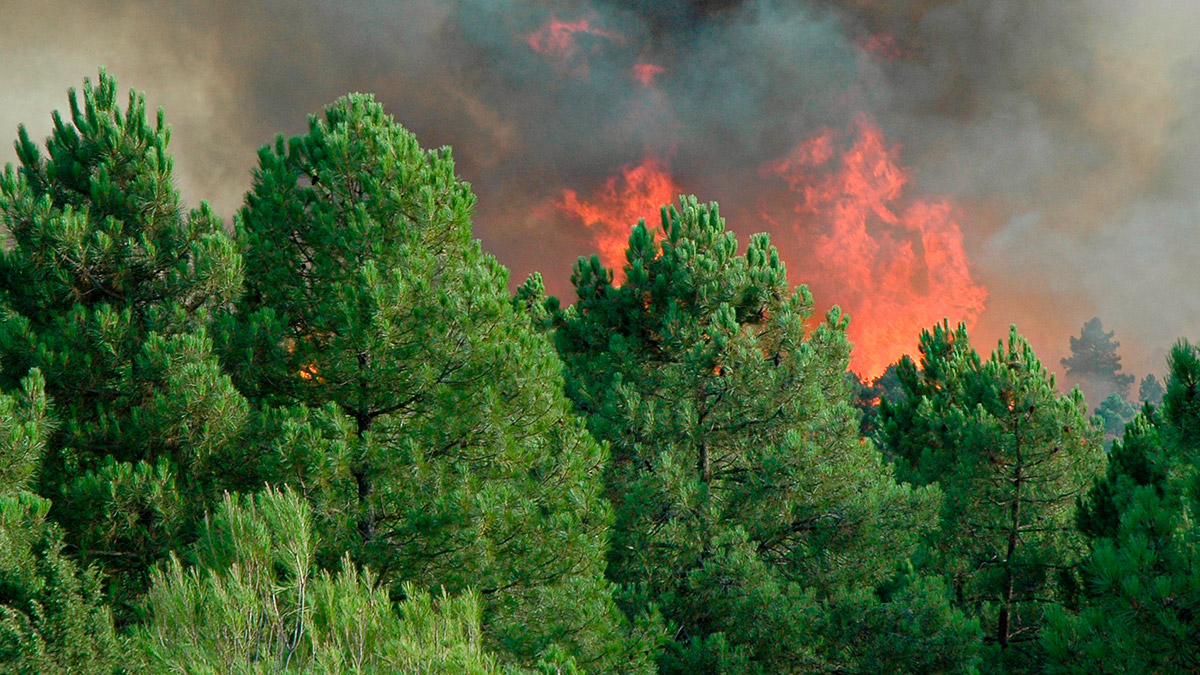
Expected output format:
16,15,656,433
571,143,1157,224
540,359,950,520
353,407,375,545
999,419,1024,649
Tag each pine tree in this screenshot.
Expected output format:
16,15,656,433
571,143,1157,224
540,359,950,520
881,323,1105,672
1061,317,1135,405
0,71,249,613
1094,393,1138,443
1138,373,1166,406
0,369,120,673
133,487,502,673
224,94,653,672
1044,341,1200,673
549,198,977,673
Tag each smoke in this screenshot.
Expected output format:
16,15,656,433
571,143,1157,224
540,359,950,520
2,0,1197,384
857,0,1200,378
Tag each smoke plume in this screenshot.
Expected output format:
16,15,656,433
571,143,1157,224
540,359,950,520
2,0,1197,384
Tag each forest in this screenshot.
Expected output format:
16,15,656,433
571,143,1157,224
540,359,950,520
0,71,1196,674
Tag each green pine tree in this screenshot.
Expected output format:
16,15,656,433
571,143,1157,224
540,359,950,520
881,323,1105,672
1095,393,1139,444
548,198,977,673
1137,373,1166,406
0,369,120,673
133,486,502,674
223,94,654,672
0,70,249,614
1044,341,1200,673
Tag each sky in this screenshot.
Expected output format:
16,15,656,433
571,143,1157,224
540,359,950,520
3,0,1197,389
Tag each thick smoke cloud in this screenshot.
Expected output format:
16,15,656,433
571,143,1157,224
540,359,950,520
862,0,1200,378
2,0,1197,382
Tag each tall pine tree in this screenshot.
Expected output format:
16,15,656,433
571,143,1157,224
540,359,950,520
224,94,654,672
881,323,1105,672
1044,341,1200,673
547,198,977,673
0,70,248,614
1061,317,1135,406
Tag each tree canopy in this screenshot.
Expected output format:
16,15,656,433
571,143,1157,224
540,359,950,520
547,198,976,673
2,70,1195,674
0,70,249,618
224,93,654,672
1061,317,1135,405
881,323,1105,672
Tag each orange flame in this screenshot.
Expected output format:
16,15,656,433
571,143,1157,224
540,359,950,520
556,155,680,280
632,63,666,87
526,17,621,73
766,114,988,378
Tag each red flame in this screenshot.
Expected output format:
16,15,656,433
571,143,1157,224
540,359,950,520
766,114,988,379
526,17,621,73
632,63,666,87
858,33,907,61
556,155,680,280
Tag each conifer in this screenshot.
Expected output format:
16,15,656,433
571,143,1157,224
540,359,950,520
226,94,654,672
0,71,248,614
881,323,1105,672
551,198,976,673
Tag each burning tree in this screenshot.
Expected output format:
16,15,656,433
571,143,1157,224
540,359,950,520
545,197,979,673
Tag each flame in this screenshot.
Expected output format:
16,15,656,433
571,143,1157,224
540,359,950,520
858,33,907,61
632,63,666,87
287,336,326,383
555,155,680,280
765,114,988,379
526,17,621,73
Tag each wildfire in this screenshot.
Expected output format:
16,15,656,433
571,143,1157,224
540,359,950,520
632,63,666,87
526,17,621,73
555,155,680,280
765,114,988,379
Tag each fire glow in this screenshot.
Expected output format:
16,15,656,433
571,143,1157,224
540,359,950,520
764,114,988,379
525,17,986,379
632,63,666,87
554,155,680,280
526,17,621,72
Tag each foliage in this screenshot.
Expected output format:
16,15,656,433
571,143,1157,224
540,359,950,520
0,371,120,673
0,370,50,494
1044,341,1200,673
1061,317,1134,404
881,323,1105,672
1094,393,1138,443
224,93,654,672
850,363,903,438
0,70,249,614
549,198,974,673
1138,373,1166,406
8,70,1195,674
133,486,501,674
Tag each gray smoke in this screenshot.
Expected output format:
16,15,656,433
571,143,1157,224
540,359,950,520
2,0,1196,385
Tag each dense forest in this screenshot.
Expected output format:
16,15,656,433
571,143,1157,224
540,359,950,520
1,72,1196,674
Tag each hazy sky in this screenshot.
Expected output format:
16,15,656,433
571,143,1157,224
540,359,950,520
3,0,1197,386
